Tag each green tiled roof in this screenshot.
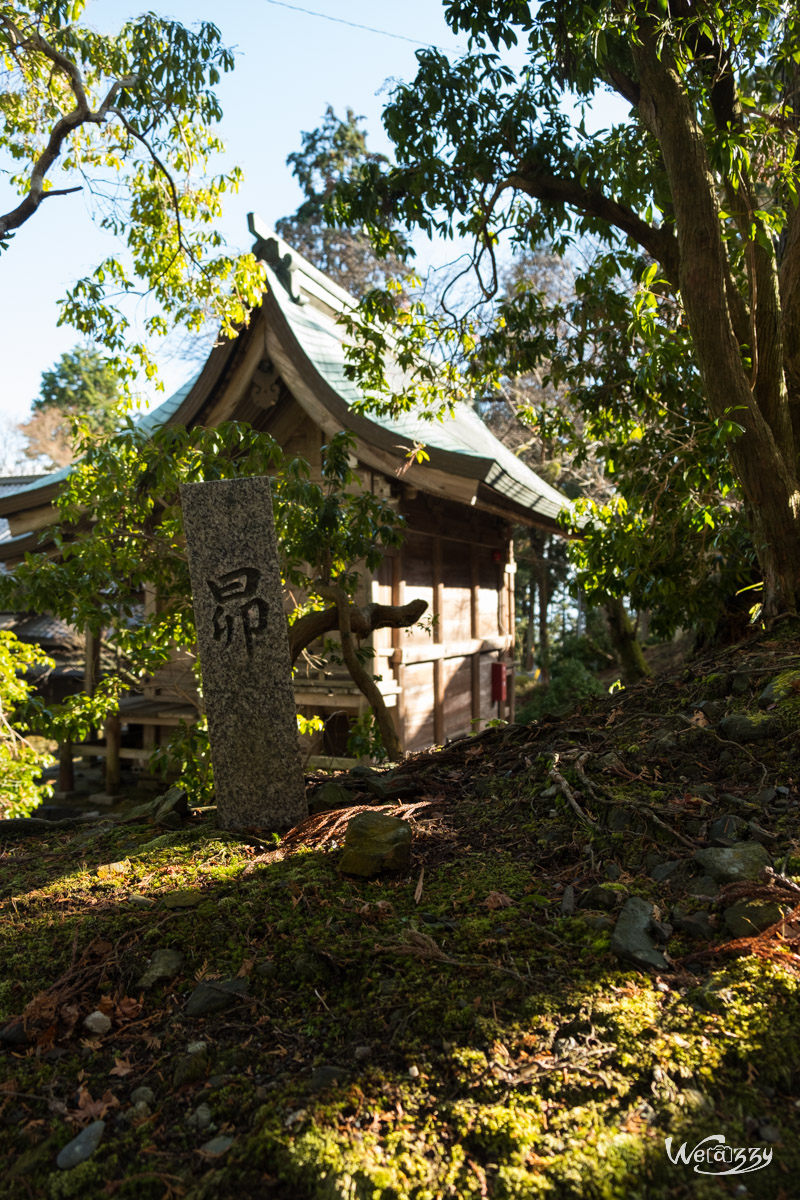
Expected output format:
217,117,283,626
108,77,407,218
265,260,569,523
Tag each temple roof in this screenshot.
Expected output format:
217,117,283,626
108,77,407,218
0,217,571,535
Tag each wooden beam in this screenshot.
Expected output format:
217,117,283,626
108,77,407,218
7,503,58,537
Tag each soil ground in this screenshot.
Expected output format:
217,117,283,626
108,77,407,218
3,617,800,1199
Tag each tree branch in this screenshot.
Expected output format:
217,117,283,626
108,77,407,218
328,587,404,761
289,597,427,665
0,16,135,238
506,167,681,286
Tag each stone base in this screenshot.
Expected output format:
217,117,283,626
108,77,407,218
52,790,79,802
88,792,122,807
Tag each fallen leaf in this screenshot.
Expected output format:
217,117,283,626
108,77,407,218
484,891,514,910
115,996,142,1022
73,1086,120,1125
237,957,255,979
413,866,425,905
97,995,115,1017
109,1057,134,1078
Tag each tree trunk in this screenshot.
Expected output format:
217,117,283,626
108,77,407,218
332,588,404,762
604,597,651,685
631,19,800,615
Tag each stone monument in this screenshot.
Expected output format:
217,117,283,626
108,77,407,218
180,476,307,831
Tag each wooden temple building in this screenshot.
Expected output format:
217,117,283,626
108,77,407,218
0,216,569,784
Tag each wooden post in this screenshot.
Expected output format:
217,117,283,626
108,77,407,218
506,540,516,721
105,714,121,796
432,536,445,745
84,627,100,697
58,739,74,794
470,543,481,731
391,550,406,750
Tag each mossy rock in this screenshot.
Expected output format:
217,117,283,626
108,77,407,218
339,812,411,877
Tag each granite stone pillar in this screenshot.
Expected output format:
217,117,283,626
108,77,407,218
180,477,307,832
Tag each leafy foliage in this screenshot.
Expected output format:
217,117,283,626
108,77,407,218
0,2,265,383
0,421,404,801
276,105,406,298
0,631,54,817
331,0,800,616
18,345,124,467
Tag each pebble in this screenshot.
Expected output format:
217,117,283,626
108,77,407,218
408,1065,420,1078
83,1010,112,1036
56,1120,105,1169
187,1103,214,1130
201,1135,234,1156
131,1086,155,1106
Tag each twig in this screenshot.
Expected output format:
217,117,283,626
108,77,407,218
548,753,596,827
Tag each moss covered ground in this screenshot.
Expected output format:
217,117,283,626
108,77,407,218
3,620,800,1198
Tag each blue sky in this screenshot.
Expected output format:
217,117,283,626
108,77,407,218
0,1,470,430
0,1,626,436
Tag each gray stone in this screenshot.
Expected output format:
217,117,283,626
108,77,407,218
130,1087,155,1106
126,894,156,909
747,819,777,845
173,1046,208,1088
720,792,752,809
255,960,278,979
560,885,576,916
686,874,719,898
201,1135,234,1156
308,782,354,815
723,899,784,938
605,862,621,881
137,948,185,990
718,713,776,744
312,1064,348,1090
730,671,750,696
56,1120,105,1169
692,700,726,723
579,885,618,911
759,671,800,709
339,812,412,877
650,860,683,883
131,1101,151,1120
185,978,249,1018
673,907,714,940
694,842,771,883
610,896,670,972
153,787,189,827
180,477,307,832
83,1010,112,1036
759,1123,781,1143
708,813,746,844
187,1103,214,1130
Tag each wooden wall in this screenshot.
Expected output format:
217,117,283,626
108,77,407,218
382,492,515,753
